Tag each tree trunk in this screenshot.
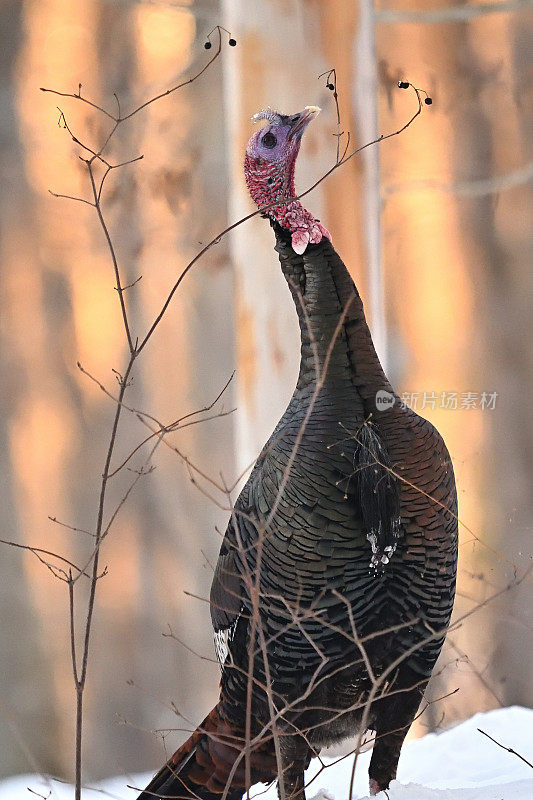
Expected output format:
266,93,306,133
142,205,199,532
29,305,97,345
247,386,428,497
0,0,62,778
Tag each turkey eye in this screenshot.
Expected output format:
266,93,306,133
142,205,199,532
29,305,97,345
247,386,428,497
262,132,277,149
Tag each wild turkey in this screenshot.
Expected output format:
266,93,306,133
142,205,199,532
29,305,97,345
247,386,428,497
137,106,458,800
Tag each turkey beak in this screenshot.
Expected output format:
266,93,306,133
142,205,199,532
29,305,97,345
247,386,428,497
287,106,321,140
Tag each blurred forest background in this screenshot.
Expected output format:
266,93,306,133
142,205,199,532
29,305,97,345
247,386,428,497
0,0,532,787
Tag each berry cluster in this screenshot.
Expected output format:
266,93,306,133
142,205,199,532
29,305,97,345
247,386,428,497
204,37,236,49
398,80,432,105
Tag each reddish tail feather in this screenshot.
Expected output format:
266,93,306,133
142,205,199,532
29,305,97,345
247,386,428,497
136,704,278,800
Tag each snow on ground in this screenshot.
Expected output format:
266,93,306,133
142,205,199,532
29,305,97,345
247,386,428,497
2,706,532,799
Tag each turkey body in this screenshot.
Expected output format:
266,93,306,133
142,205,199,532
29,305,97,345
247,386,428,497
137,223,458,800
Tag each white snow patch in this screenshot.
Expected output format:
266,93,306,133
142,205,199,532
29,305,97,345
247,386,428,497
2,706,532,799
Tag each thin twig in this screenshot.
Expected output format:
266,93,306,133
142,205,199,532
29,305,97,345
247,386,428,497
0,537,88,579
86,161,134,354
39,25,228,123
478,728,533,769
48,190,94,206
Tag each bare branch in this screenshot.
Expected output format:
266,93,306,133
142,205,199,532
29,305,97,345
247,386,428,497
86,161,134,354
478,727,533,769
0,537,89,580
48,189,95,206
39,24,231,123
48,516,94,537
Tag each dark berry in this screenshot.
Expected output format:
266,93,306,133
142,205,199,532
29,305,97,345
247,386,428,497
424,96,433,105
327,82,334,90
228,38,237,46
204,41,212,49
398,80,409,89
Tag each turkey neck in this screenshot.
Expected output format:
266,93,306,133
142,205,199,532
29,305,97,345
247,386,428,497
272,223,393,408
